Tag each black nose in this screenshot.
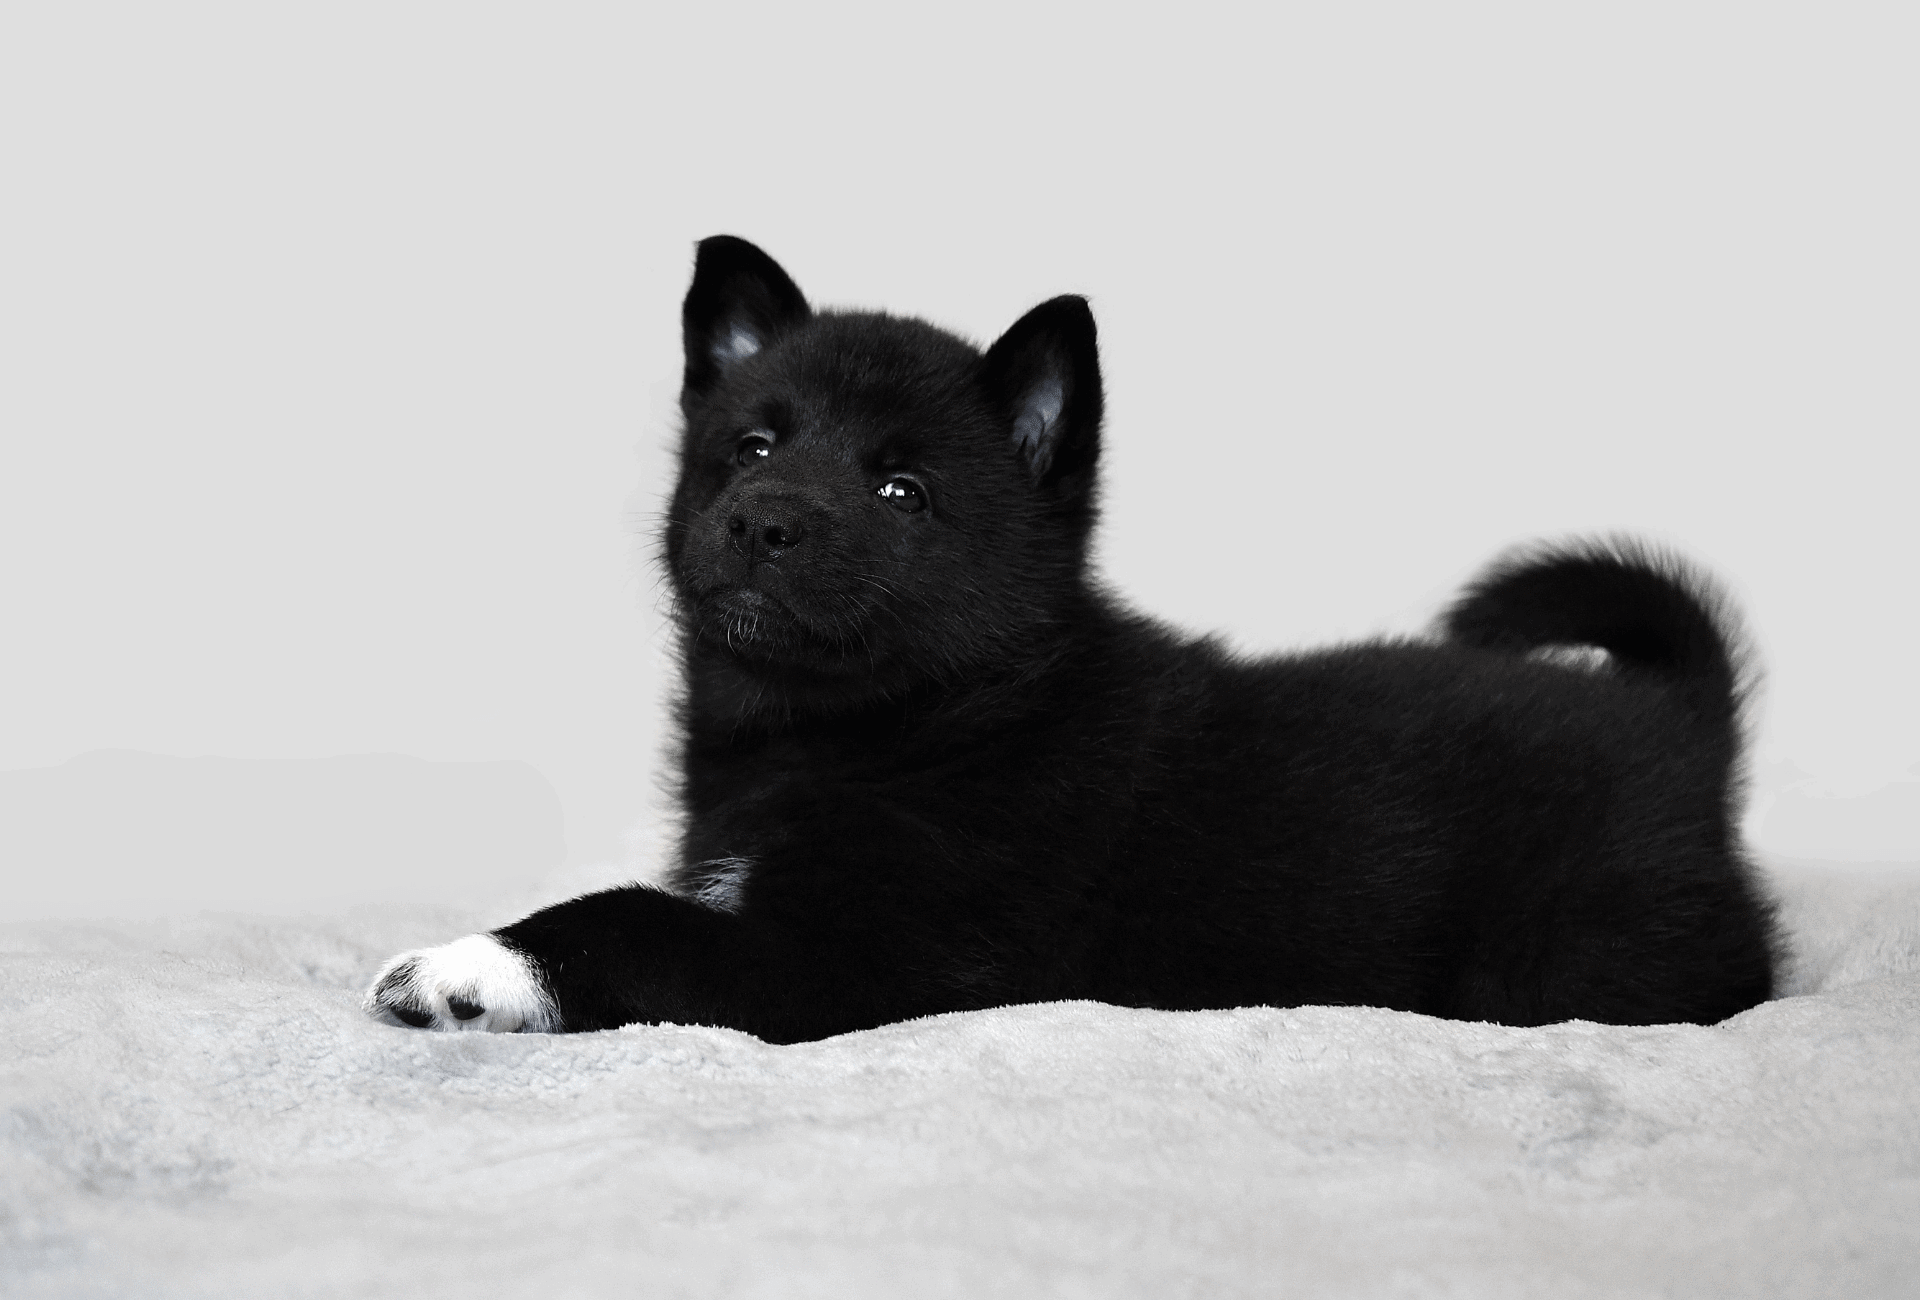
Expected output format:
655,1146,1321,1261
727,507,806,561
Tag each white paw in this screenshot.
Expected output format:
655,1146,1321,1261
365,933,560,1033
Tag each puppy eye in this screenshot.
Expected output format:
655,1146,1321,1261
734,431,774,467
877,477,926,513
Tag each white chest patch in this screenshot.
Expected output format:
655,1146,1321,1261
692,856,754,914
365,933,560,1033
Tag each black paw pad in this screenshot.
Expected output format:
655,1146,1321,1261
446,997,484,1021
393,1005,435,1029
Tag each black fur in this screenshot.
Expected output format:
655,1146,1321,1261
480,237,1779,1042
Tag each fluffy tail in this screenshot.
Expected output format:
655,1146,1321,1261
1442,537,1754,734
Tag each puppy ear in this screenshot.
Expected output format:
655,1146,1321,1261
979,296,1103,489
682,236,810,404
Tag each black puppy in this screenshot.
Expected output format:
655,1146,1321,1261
367,237,1777,1041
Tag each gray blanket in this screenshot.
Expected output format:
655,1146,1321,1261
4,862,1917,1299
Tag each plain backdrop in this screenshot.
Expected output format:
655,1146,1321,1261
2,4,1915,919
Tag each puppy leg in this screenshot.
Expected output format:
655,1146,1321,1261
364,885,753,1035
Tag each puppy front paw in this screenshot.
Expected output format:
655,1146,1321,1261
365,933,561,1033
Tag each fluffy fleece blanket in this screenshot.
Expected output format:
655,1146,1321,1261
4,862,1917,1299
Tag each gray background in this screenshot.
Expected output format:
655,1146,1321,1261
2,6,1914,920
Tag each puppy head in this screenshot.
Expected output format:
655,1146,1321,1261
666,236,1104,711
